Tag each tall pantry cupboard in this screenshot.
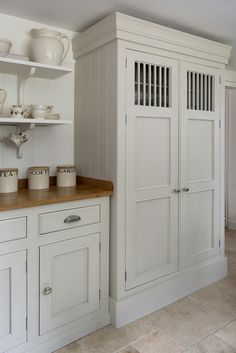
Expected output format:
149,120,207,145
73,12,232,327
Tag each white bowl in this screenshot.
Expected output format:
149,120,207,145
0,38,12,54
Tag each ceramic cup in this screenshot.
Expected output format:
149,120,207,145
31,104,53,119
10,105,31,119
7,130,28,148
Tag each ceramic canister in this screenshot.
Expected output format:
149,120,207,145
28,166,49,190
0,168,18,193
57,165,76,187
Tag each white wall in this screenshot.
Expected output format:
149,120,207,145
0,13,77,178
226,88,236,228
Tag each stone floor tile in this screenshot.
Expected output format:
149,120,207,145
215,320,236,349
79,318,154,353
132,329,184,353
206,288,236,320
145,297,231,348
189,278,236,304
184,334,236,353
116,347,140,353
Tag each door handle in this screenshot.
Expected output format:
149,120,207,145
64,215,81,224
174,187,181,193
183,186,190,192
43,287,52,295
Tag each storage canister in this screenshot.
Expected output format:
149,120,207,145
28,166,49,190
57,165,76,187
0,168,18,193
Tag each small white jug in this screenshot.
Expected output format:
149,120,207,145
31,28,70,66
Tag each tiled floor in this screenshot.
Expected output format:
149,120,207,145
55,229,236,353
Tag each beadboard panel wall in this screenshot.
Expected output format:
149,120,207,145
0,13,76,178
75,41,117,181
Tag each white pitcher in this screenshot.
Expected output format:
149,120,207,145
31,28,70,66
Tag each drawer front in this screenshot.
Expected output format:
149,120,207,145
0,217,27,243
39,205,100,234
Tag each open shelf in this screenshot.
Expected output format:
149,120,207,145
0,56,73,79
0,117,72,127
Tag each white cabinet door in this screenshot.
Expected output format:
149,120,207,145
0,251,26,352
40,233,100,334
180,62,220,268
125,50,179,290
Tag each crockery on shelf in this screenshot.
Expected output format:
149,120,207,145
0,168,18,193
28,166,50,190
44,113,61,120
7,128,28,149
31,104,53,119
57,165,76,187
10,105,31,119
0,38,12,54
31,28,70,66
0,89,7,115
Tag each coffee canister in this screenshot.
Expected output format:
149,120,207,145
28,166,49,190
57,165,76,187
0,168,18,193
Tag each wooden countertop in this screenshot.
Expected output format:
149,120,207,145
0,176,113,212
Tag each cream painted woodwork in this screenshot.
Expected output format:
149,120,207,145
73,12,231,327
0,197,110,353
40,233,100,334
0,251,26,352
125,50,179,290
180,62,221,268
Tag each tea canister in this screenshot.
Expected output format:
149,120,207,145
28,166,49,190
57,165,76,187
0,168,18,193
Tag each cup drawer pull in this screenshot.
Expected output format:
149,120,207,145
64,215,81,224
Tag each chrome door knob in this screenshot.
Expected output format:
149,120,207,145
174,187,181,193
183,186,190,192
43,287,52,295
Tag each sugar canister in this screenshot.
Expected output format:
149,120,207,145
28,166,50,190
57,165,76,187
0,168,18,193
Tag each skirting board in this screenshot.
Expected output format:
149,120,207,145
21,313,110,353
227,222,236,230
110,257,227,328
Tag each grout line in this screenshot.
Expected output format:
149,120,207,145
113,328,158,353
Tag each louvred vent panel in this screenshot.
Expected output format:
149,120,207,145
187,71,214,111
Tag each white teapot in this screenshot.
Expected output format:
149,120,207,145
31,28,70,66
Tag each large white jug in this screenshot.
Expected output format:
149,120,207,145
31,28,70,66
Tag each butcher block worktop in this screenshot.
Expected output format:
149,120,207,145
0,176,113,212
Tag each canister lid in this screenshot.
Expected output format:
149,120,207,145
0,168,18,172
28,166,49,170
57,165,75,169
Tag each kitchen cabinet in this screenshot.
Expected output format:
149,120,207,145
0,195,110,353
40,233,100,334
0,251,26,352
73,12,231,327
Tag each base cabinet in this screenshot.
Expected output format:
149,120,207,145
0,197,110,353
40,233,100,335
0,251,26,352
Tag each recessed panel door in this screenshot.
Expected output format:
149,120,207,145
40,234,100,334
125,50,179,290
0,251,26,352
180,62,221,268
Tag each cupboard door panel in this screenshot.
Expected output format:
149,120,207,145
180,62,220,268
125,50,179,290
40,233,100,334
0,251,26,352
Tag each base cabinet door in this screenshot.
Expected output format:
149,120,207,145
0,251,27,352
40,233,100,335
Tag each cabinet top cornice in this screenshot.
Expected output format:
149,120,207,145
73,12,231,65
